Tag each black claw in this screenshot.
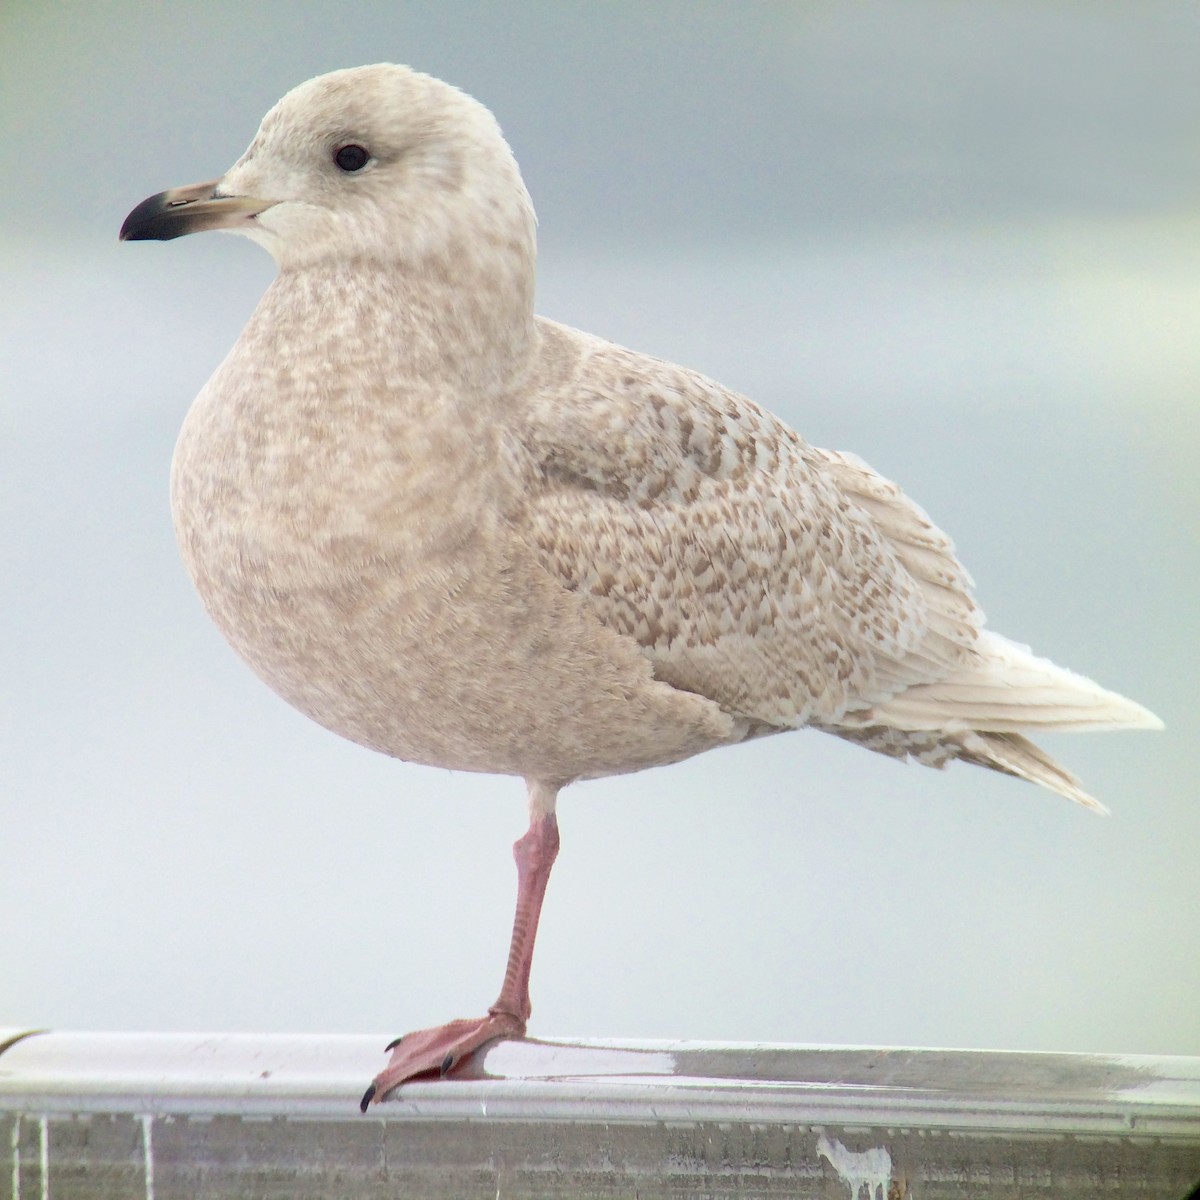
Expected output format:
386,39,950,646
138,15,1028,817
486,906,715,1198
359,1083,377,1113
385,1036,404,1052
440,1052,455,1076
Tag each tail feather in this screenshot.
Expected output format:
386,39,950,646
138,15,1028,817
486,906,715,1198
827,631,1161,810
954,730,1107,812
870,632,1163,734
824,724,1112,810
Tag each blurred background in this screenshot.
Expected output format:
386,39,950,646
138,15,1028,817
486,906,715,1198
2,2,1197,1056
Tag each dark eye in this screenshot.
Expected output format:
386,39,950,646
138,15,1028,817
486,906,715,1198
334,144,371,172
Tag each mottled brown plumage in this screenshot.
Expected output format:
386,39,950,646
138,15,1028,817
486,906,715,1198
121,64,1161,1104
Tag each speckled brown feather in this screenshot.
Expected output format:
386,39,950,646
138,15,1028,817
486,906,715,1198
512,322,982,730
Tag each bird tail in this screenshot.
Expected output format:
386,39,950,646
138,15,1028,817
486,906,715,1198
951,729,1107,811
871,632,1163,735
831,632,1162,810
825,722,1114,811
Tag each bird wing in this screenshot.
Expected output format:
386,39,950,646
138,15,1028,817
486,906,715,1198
508,321,983,728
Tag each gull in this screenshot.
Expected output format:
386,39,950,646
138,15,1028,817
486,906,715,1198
119,64,1162,1108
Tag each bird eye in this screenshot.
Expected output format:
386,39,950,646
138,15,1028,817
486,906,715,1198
334,144,371,172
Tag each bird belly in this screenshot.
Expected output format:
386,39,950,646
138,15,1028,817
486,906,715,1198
170,431,733,782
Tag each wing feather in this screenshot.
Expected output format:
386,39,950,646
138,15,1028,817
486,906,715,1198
509,322,981,727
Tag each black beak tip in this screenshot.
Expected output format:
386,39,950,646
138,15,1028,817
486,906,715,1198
119,191,190,242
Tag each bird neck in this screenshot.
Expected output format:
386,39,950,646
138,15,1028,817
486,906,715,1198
263,246,537,395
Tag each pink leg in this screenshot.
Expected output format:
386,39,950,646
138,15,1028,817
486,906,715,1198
361,795,560,1109
489,808,560,1024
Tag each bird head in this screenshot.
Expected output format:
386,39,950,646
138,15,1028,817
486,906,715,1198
120,63,537,274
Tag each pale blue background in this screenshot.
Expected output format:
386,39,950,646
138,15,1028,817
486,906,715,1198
3,2,1197,1054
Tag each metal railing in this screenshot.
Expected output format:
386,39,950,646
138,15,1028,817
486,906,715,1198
3,1028,1199,1198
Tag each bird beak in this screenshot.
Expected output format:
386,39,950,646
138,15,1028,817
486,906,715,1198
119,179,275,242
